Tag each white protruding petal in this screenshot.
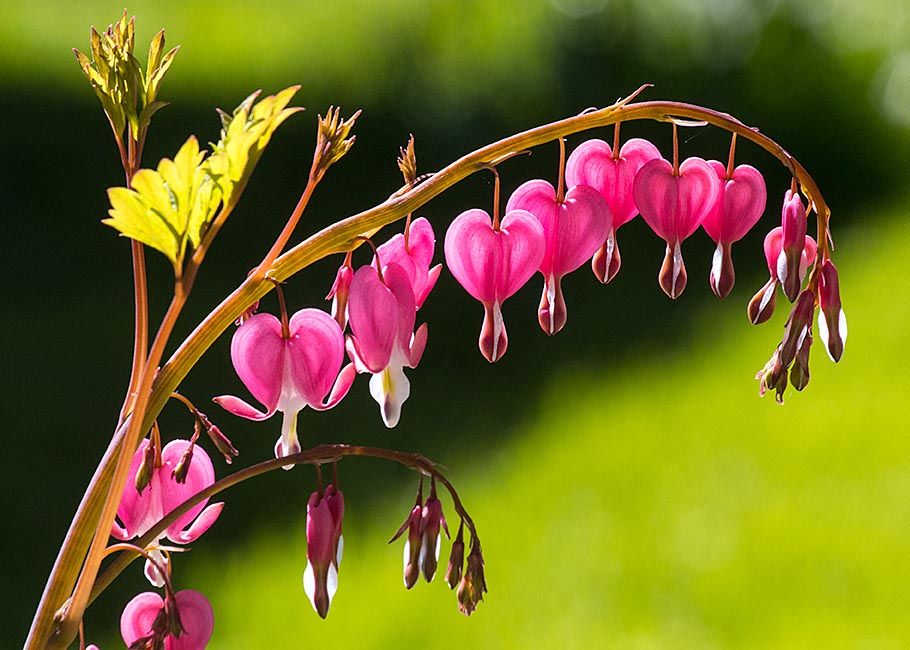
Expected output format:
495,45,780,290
818,308,848,362
326,562,339,605
368,353,410,428
403,539,412,586
335,534,344,566
711,244,723,287
143,547,168,588
491,301,504,361
303,562,316,610
275,409,302,470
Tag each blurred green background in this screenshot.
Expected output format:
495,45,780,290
3,0,909,648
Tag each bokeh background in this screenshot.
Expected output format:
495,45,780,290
3,0,909,648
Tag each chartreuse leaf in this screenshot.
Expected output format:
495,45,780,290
104,136,221,272
206,86,303,207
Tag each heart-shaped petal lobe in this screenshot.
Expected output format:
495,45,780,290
634,156,718,244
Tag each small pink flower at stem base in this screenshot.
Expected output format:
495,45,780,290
565,137,661,283
701,160,767,299
506,179,611,335
303,485,345,618
214,308,355,464
817,259,847,362
121,590,214,650
111,439,223,587
444,208,544,361
346,263,427,427
633,156,719,299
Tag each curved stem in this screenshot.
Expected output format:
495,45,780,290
30,92,832,650
89,445,479,603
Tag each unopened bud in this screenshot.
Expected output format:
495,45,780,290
171,444,195,484
779,289,815,368
790,331,812,391
748,277,778,325
756,345,788,403
420,491,449,583
658,241,687,299
779,190,808,302
199,412,238,463
445,520,466,589
326,260,353,330
456,542,487,616
817,259,847,362
135,440,156,495
591,231,621,284
390,495,424,590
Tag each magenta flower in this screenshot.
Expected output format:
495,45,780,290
444,207,545,362
565,137,661,282
375,216,442,309
345,263,427,427
817,259,847,362
748,226,817,325
111,439,223,587
326,254,353,329
214,308,355,462
633,155,719,298
701,160,767,299
303,485,344,618
121,589,214,650
506,179,611,334
390,486,449,588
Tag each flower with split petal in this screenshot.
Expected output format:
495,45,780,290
747,226,817,325
215,308,355,462
121,589,214,650
444,207,545,361
346,263,427,427
633,156,719,298
111,439,223,587
303,485,344,618
506,179,611,335
780,189,809,302
565,137,661,283
375,216,442,309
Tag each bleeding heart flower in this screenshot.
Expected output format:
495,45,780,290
506,179,611,334
375,217,442,309
121,589,214,650
214,308,355,463
303,485,344,618
345,262,427,427
565,137,661,282
444,208,545,361
111,439,223,587
779,189,809,302
747,226,817,325
701,160,767,299
633,156,719,298
817,259,847,362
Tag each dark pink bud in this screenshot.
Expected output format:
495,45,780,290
390,500,423,589
780,289,816,368
709,241,736,300
420,493,449,583
790,331,812,391
817,259,847,362
590,232,621,284
748,277,778,325
198,412,238,464
445,522,466,590
456,542,487,616
658,241,687,300
326,260,353,330
780,190,808,301
756,345,788,404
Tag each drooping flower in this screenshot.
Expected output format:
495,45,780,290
303,485,344,618
506,179,611,334
565,137,661,282
214,308,355,463
375,216,442,309
633,155,719,298
701,159,767,299
444,207,545,361
747,226,817,325
121,589,214,650
817,259,847,362
111,439,223,587
345,262,427,427
326,252,353,330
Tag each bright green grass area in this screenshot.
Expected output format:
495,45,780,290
188,205,909,649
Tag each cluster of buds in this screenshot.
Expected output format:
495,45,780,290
752,188,847,402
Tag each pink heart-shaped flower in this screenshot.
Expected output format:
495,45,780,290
633,156,718,298
506,179,610,333
444,208,544,361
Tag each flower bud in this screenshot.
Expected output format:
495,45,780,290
456,542,487,616
171,443,195,484
748,277,778,325
326,259,353,330
790,331,812,391
779,289,815,368
198,412,238,464
134,439,156,495
756,345,788,403
390,499,423,589
817,259,847,362
303,485,345,618
420,492,449,583
658,241,687,300
779,190,808,302
445,522,466,590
